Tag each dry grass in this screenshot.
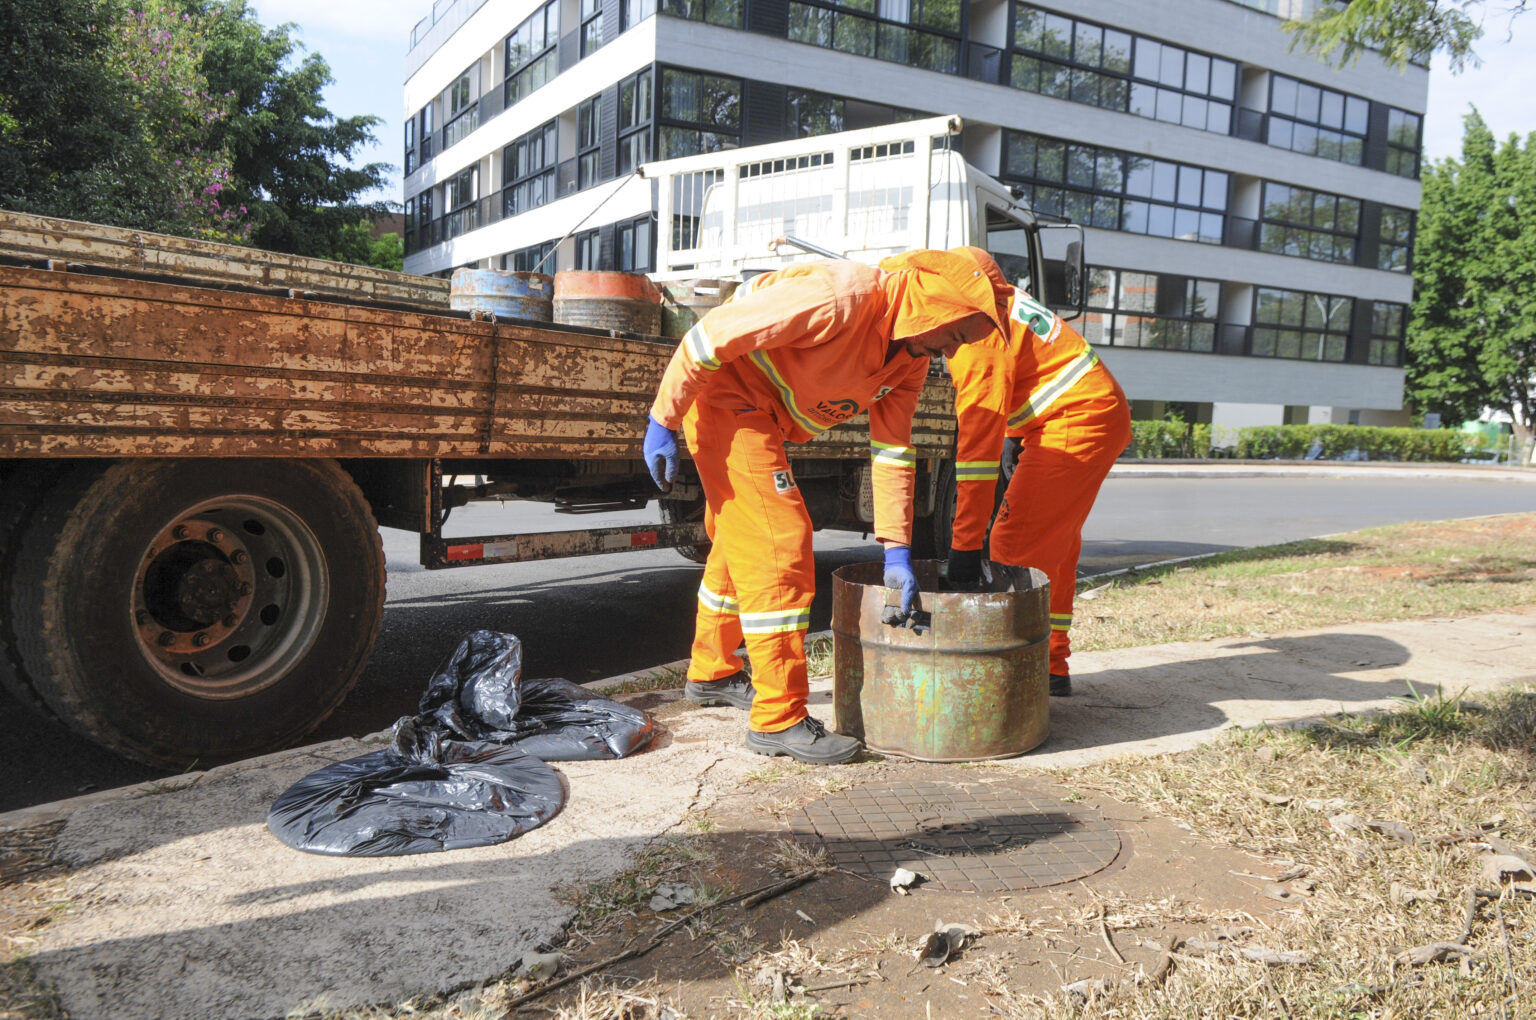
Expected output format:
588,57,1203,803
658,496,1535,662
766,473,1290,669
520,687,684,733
1073,513,1536,652
1022,684,1536,1018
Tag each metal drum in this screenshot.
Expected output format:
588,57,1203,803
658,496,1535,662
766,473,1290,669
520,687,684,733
553,271,662,336
659,278,738,338
449,268,553,322
831,561,1050,762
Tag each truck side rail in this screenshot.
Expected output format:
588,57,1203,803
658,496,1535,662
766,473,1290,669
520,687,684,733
643,115,965,278
0,209,450,311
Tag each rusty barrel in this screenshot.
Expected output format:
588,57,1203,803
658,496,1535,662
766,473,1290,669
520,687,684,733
553,270,662,336
449,268,553,322
659,278,737,338
831,561,1050,762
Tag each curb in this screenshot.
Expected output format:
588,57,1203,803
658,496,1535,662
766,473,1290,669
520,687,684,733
1107,461,1536,482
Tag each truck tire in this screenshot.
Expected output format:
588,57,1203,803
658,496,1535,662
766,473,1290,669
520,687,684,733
925,459,958,560
9,459,385,768
0,461,84,716
660,496,711,565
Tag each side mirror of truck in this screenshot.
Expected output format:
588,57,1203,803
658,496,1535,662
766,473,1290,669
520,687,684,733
1038,224,1087,321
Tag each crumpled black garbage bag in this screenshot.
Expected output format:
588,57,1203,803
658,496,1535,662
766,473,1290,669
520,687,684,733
266,718,566,856
418,629,655,760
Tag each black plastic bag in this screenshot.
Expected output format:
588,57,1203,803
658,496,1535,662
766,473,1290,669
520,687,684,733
419,630,654,760
267,719,566,857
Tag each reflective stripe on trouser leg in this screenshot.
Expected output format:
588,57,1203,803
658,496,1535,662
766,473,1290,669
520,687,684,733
989,387,1130,678
682,402,815,731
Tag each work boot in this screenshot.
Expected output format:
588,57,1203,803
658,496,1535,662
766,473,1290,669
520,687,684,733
685,671,756,710
746,716,862,765
1049,674,1072,697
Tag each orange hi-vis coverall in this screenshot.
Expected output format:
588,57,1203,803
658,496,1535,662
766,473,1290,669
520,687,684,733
887,248,1130,679
649,258,1002,733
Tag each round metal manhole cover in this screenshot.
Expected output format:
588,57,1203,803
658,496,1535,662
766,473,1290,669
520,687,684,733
789,780,1121,893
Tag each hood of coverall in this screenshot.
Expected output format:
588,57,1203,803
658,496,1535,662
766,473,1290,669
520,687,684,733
879,252,1009,343
879,249,1010,345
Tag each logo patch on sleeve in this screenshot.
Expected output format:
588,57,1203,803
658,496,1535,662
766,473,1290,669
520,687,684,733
772,469,797,493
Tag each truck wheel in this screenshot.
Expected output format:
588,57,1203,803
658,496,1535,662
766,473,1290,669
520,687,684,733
0,462,82,716
660,497,711,565
9,459,385,768
924,459,958,560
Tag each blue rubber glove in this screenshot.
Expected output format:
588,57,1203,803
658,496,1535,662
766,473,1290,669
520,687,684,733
643,415,678,492
882,545,919,624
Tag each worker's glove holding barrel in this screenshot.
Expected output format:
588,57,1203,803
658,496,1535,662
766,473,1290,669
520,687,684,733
643,415,678,492
881,545,920,627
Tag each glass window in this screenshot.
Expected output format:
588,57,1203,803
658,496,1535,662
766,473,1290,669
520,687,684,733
581,0,604,57
788,88,846,137
617,215,654,272
1385,108,1422,178
504,241,556,273
624,0,656,28
618,68,654,174
1005,4,1230,133
503,121,558,218
505,1,559,108
1082,266,1222,351
575,229,600,270
790,0,957,72
1378,204,1414,272
1003,130,1223,246
443,167,478,238
658,68,741,158
1257,181,1361,266
577,97,601,190
1252,286,1351,362
1267,73,1367,167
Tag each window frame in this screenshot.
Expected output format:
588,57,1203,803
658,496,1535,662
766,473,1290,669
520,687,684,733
1367,301,1406,367
1001,129,1227,245
656,66,743,160
502,120,559,219
616,215,655,273
1080,266,1223,353
1256,181,1361,266
618,67,655,175
504,1,560,110
1251,285,1353,363
1006,3,1237,135
1266,72,1368,166
787,0,961,75
577,96,602,190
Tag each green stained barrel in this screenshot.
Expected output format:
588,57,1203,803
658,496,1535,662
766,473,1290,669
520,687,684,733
832,561,1050,762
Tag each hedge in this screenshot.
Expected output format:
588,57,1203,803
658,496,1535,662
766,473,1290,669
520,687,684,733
1124,422,1488,462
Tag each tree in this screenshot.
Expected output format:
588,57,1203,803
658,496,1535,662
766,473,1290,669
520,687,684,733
1287,0,1528,72
330,222,404,271
173,0,392,257
1406,111,1536,436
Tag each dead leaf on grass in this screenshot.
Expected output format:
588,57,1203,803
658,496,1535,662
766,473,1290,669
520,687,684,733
1389,882,1435,906
1255,792,1291,806
1328,812,1369,838
1479,853,1536,893
1395,942,1476,966
1262,884,1299,902
1240,947,1313,966
1366,819,1416,845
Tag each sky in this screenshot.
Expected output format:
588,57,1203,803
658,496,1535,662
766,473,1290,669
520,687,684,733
248,0,1536,206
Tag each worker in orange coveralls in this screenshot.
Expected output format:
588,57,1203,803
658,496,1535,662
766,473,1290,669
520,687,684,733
884,247,1130,697
641,257,1004,764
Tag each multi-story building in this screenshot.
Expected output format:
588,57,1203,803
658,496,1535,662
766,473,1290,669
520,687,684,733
402,0,1426,428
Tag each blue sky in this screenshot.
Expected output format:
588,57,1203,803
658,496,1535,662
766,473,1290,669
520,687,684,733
249,0,1536,206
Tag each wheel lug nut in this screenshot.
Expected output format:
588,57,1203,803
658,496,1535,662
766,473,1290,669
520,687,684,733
157,631,175,647
135,610,149,625
207,528,223,543
230,550,248,565
193,633,211,647
172,525,190,540
238,582,253,596
222,614,239,628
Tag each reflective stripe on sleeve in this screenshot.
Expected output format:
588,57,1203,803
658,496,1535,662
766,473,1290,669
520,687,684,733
1050,612,1073,632
748,350,829,434
684,323,722,370
870,441,917,470
1007,349,1100,429
739,607,812,634
954,460,1000,482
698,583,740,615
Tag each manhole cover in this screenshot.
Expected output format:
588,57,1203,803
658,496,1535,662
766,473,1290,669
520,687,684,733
789,780,1121,893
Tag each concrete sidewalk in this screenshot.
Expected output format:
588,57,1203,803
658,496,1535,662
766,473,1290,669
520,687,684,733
1106,460,1536,483
7,609,1535,1019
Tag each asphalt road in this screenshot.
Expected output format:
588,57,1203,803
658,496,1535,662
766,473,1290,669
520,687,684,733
4,473,1534,812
